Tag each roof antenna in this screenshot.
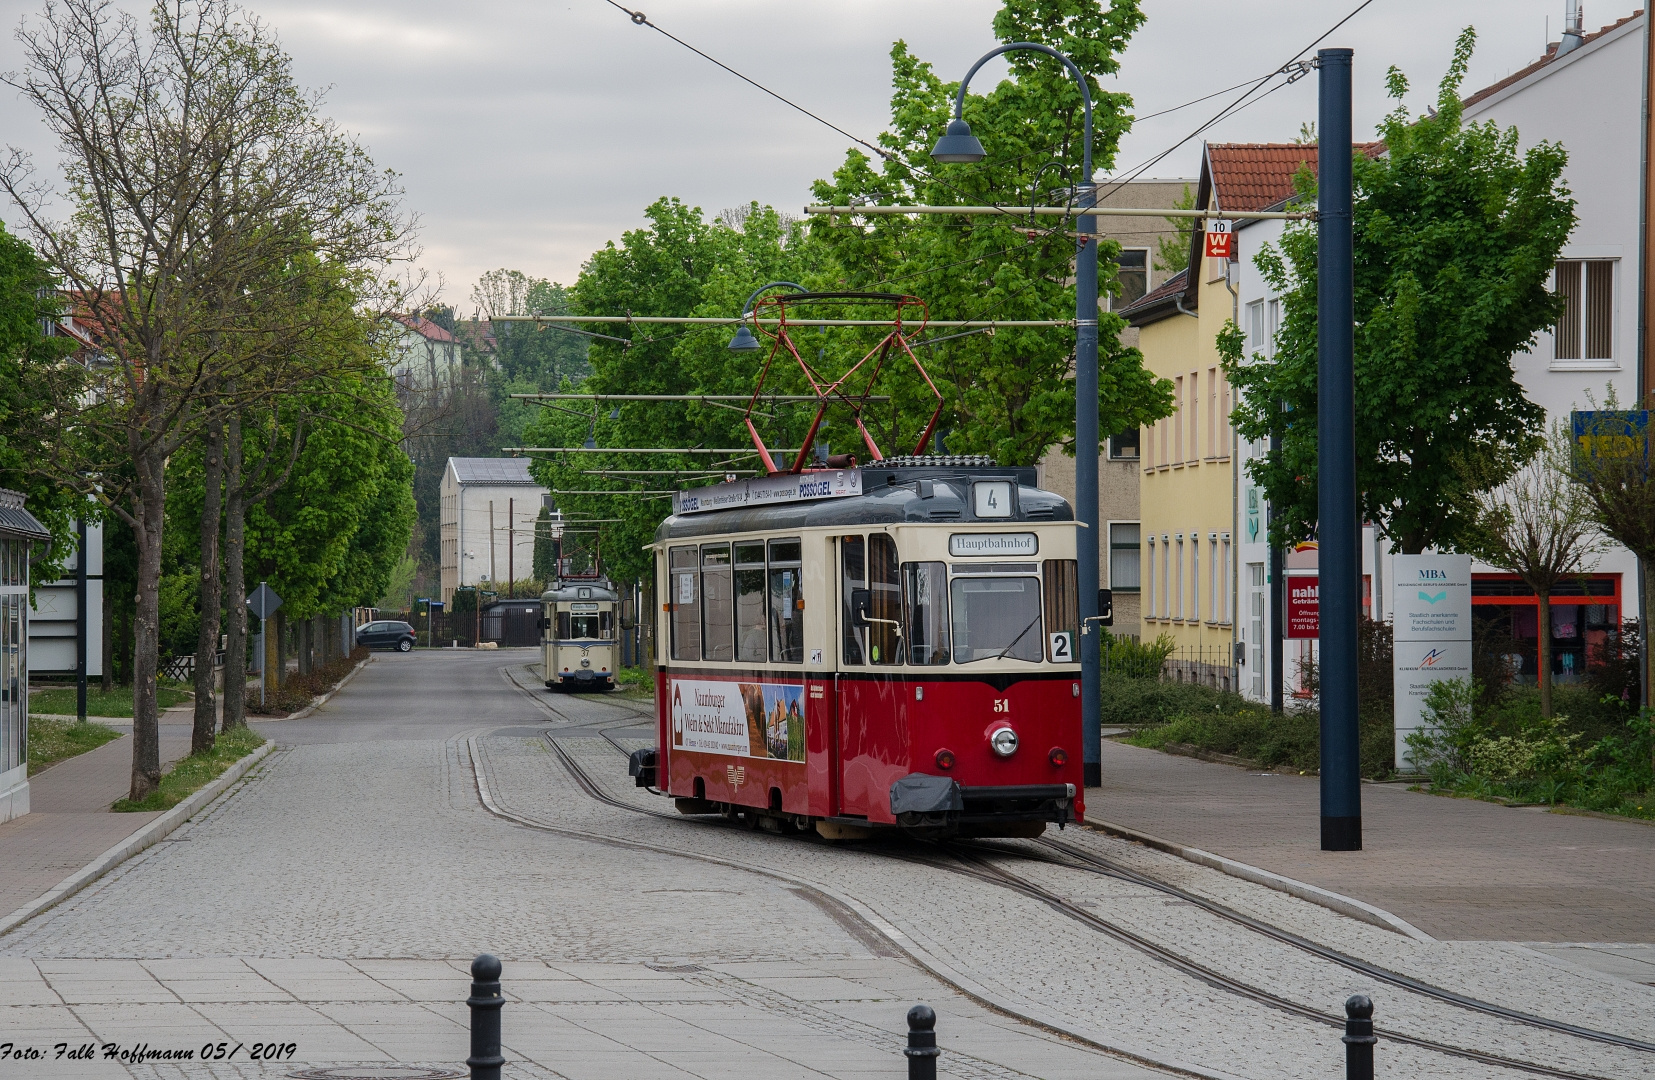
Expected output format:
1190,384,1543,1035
1556,0,1585,57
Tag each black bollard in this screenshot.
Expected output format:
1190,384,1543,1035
904,1004,939,1080
467,954,505,1080
1343,994,1375,1080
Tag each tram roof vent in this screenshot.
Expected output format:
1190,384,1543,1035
876,454,998,468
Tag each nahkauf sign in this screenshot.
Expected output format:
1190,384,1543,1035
1283,541,1318,640
1392,554,1472,770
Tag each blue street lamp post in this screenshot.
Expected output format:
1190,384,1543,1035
931,44,1104,787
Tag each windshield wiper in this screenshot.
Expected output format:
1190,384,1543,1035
995,614,1042,661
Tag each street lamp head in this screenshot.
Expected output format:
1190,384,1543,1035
727,323,762,352
930,118,986,164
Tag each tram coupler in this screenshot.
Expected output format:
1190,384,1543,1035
628,748,657,788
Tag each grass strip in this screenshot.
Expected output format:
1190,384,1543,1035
111,725,268,813
29,685,191,718
27,718,123,775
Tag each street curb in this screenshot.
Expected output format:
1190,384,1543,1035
257,655,372,723
469,736,1243,1080
0,740,274,939
1082,814,1436,943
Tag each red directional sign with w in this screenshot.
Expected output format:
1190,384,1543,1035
1204,219,1233,260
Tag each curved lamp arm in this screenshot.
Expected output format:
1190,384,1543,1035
947,42,1094,179
728,281,809,352
741,280,808,319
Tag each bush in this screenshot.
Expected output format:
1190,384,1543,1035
1099,673,1254,728
245,645,368,717
1101,631,1177,680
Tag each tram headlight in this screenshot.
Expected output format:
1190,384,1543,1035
989,726,1018,758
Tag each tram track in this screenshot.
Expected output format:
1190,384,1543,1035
522,728,1646,1080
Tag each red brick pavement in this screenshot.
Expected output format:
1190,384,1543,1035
1091,740,1655,942
0,719,192,918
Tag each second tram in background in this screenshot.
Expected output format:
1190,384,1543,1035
542,580,620,691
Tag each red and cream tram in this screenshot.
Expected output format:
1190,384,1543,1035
638,455,1084,839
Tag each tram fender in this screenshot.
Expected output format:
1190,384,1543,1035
889,773,962,816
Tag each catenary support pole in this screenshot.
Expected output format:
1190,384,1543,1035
1317,48,1362,851
76,515,87,722
1270,428,1285,714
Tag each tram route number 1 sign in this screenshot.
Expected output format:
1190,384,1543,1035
670,678,806,762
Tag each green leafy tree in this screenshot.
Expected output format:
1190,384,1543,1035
808,0,1170,466
1228,28,1574,553
1151,184,1196,274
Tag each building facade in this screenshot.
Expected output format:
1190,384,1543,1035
392,316,462,390
438,457,555,604
1035,176,1197,640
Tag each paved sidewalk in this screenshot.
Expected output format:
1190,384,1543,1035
0,718,193,918
1091,739,1655,944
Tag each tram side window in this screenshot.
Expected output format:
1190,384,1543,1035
841,536,866,665
903,562,949,665
702,543,733,661
867,534,902,665
1043,559,1079,662
735,541,767,663
768,538,804,664
600,610,614,639
669,546,701,661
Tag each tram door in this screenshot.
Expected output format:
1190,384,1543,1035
834,534,905,819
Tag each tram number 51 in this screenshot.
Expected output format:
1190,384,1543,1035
992,698,1010,713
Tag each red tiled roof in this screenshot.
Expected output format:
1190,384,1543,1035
1463,9,1644,110
1206,142,1383,211
1119,267,1189,322
395,315,456,343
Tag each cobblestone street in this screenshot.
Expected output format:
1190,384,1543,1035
2,651,1652,1080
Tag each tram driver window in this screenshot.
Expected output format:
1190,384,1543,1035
734,541,767,663
701,543,733,661
841,536,866,664
768,538,804,664
950,572,1044,663
903,561,949,665
669,545,700,661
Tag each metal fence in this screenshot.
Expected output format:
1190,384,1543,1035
1162,644,1239,693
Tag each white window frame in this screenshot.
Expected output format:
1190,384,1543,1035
1551,258,1619,370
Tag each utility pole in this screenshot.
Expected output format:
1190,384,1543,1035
1270,431,1285,714
489,500,496,588
75,515,87,722
508,496,515,600
1639,7,1653,706
1317,48,1362,852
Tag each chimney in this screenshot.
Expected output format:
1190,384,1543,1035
1557,0,1585,56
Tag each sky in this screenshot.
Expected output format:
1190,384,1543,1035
0,0,1636,308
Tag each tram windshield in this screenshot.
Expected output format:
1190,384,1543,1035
950,576,1044,663
557,610,614,639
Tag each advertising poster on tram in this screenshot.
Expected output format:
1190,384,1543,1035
670,678,804,762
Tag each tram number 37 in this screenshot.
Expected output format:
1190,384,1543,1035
992,699,1010,713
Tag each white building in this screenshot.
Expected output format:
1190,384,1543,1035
392,316,462,390
438,458,555,604
1231,5,1648,705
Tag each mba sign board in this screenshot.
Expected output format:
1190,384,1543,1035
675,470,861,515
1392,554,1472,770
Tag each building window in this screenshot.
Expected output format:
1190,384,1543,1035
1221,534,1233,624
1554,259,1615,361
1246,300,1265,355
1174,534,1185,621
1144,537,1156,619
1208,535,1219,622
1189,534,1199,622
1267,300,1280,356
1248,562,1265,698
1109,523,1140,592
1111,249,1149,310
1109,429,1140,460
1172,377,1183,467
1161,534,1172,619
1186,371,1199,462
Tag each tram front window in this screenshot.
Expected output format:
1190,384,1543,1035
768,538,804,664
950,576,1044,663
903,561,949,665
568,614,602,638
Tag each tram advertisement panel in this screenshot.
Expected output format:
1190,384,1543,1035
669,678,805,762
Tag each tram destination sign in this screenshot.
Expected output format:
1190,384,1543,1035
674,469,862,515
949,532,1038,557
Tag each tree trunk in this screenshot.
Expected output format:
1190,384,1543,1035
130,446,167,801
276,608,288,689
1537,591,1554,719
191,417,225,755
297,616,311,676
222,412,248,731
